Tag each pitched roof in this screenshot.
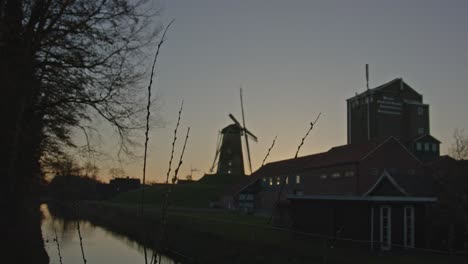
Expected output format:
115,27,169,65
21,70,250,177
411,134,441,143
253,140,381,177
364,170,435,197
226,141,381,196
349,78,421,100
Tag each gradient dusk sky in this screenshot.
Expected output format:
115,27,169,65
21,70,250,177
94,0,468,182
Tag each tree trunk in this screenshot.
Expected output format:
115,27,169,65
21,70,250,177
1,1,48,262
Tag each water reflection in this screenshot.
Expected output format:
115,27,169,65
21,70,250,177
41,204,177,264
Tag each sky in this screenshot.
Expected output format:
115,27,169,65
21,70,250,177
92,0,468,183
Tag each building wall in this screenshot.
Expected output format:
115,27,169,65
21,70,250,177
347,80,430,145
217,126,245,175
404,103,430,139
301,164,358,195
290,200,430,249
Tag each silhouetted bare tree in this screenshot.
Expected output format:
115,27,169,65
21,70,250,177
0,1,160,262
449,128,468,160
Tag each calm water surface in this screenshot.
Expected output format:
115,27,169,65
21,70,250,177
41,204,177,264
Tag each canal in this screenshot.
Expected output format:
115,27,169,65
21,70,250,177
41,204,177,264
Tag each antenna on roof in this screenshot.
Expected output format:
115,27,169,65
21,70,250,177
365,64,369,90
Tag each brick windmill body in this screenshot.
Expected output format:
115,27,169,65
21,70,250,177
210,89,258,177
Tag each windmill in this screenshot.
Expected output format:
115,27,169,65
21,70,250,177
209,88,258,175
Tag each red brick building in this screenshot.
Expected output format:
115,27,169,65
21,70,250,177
235,137,425,210
231,136,438,249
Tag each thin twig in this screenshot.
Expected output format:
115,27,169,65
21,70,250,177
75,203,87,264
165,100,184,184
295,113,321,158
53,226,63,264
140,19,175,215
269,113,321,224
261,135,277,167
155,127,190,263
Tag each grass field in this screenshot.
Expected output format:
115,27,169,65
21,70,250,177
111,174,246,208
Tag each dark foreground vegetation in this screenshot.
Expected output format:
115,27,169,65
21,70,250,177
1,1,159,262
49,201,467,264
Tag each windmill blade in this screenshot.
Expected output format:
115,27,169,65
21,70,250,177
209,132,223,172
244,128,258,142
228,113,242,127
240,87,253,174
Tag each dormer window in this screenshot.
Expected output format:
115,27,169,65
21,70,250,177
416,142,422,151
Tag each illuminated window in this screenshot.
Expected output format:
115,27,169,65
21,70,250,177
276,176,281,185
285,176,289,185
268,177,273,186
345,171,355,177
227,170,231,174
320,174,327,179
295,175,301,184
331,172,341,178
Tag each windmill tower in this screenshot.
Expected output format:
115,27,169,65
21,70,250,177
210,88,258,176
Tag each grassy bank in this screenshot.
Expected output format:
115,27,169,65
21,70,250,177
50,201,465,264
111,174,245,207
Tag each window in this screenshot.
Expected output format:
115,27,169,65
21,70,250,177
418,107,424,116
331,172,341,178
344,171,355,177
320,174,327,180
261,178,267,186
228,161,232,166
239,194,246,200
268,177,273,186
227,170,231,174
276,176,281,186
418,127,425,135
432,143,438,152
246,194,254,201
285,176,289,185
416,142,422,151
380,206,392,250
404,206,415,248
424,142,430,151
296,175,301,184
370,168,378,176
